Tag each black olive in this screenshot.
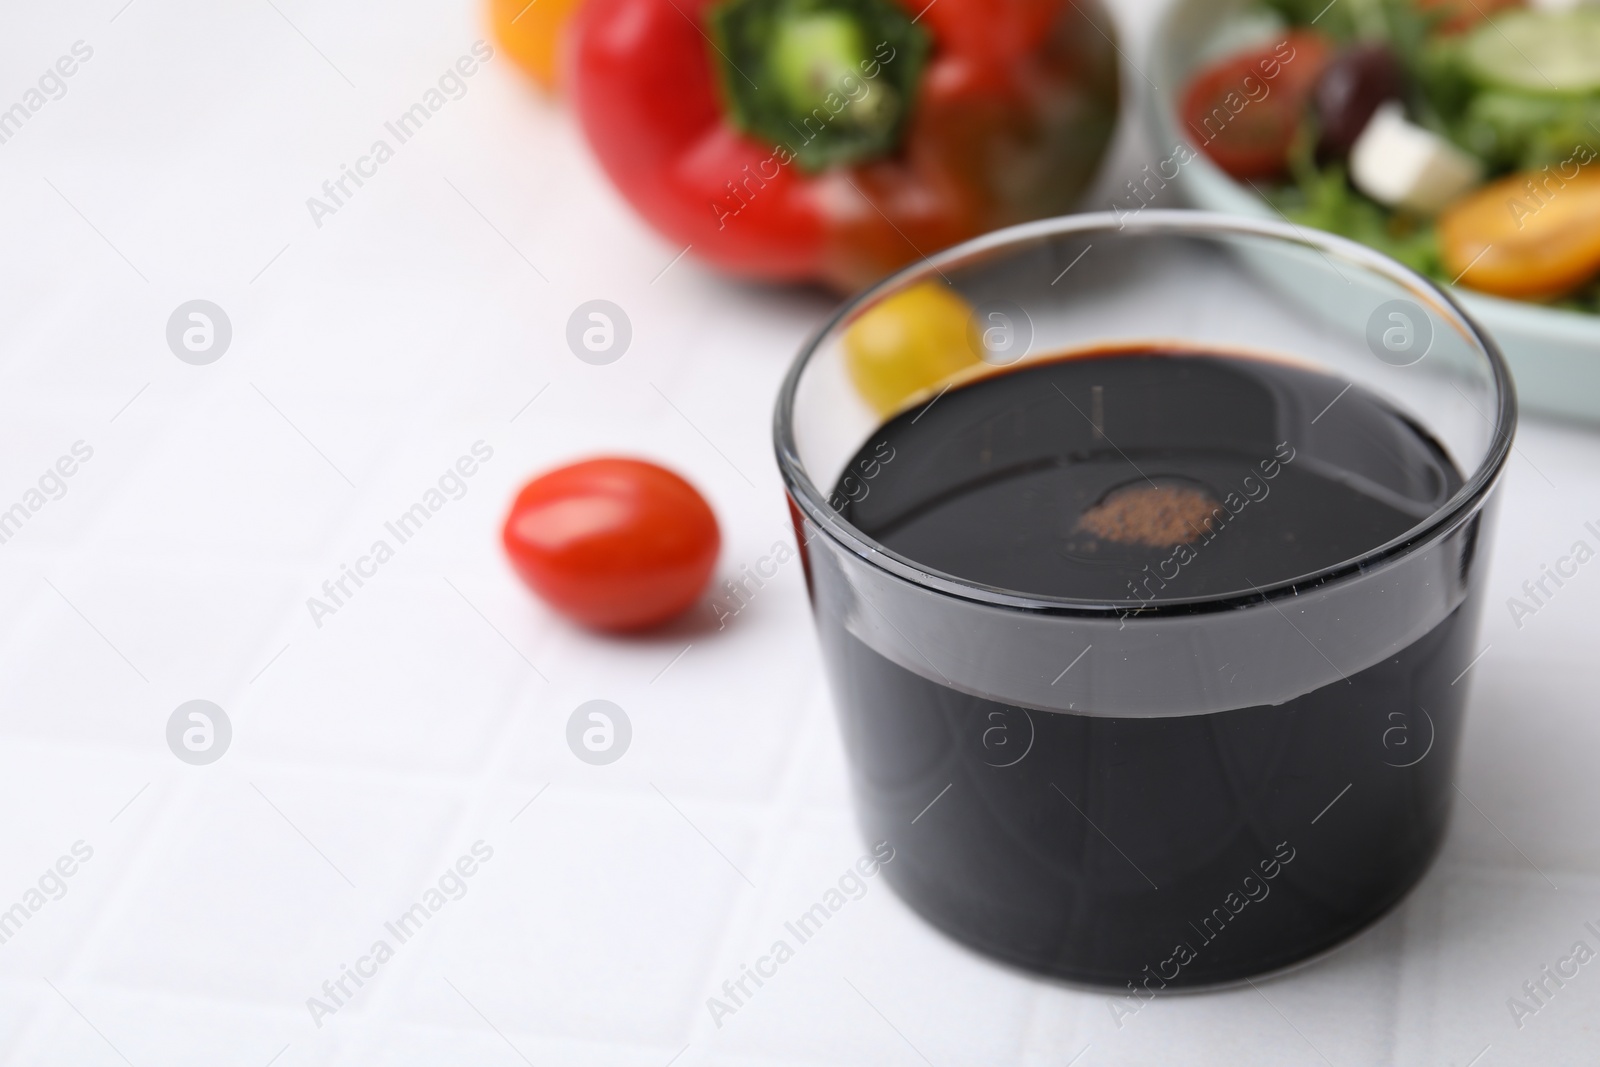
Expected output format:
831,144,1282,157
1315,44,1407,160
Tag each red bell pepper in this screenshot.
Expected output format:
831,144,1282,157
569,0,1119,290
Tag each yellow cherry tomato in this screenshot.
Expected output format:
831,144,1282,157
490,0,584,91
843,282,980,416
1440,166,1600,300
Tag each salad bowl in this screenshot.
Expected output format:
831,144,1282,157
1146,0,1600,423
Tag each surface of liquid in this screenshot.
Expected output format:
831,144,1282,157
840,350,1456,601
819,350,1481,986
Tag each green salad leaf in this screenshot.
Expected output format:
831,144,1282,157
1410,36,1476,129
1454,91,1600,170
1269,162,1444,279
1259,0,1357,38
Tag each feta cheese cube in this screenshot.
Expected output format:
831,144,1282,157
1349,102,1482,215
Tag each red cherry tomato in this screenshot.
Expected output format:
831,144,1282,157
502,458,719,632
1181,32,1331,181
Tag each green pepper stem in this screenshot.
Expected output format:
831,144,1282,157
708,0,930,172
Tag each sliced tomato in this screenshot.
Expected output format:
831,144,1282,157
1440,166,1600,300
1181,32,1332,181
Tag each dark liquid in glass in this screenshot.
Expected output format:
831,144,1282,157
824,350,1480,988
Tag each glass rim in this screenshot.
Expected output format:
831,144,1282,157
772,209,1518,618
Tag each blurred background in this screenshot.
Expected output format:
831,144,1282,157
0,0,1597,1064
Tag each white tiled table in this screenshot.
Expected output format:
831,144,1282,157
1,1,1597,1064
